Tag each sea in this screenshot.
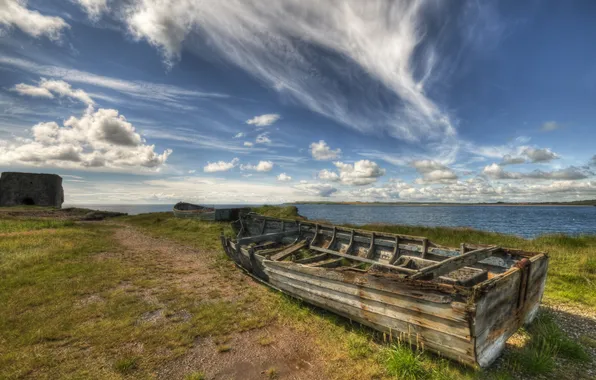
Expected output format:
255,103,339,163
65,203,596,239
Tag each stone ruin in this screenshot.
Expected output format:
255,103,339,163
0,172,64,208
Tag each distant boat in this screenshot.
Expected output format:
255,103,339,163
173,202,250,221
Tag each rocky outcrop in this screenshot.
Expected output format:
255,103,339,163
0,172,64,208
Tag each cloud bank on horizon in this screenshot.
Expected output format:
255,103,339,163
0,0,595,204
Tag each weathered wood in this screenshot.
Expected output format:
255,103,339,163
411,247,499,280
309,257,344,268
366,232,376,259
421,238,429,259
270,240,308,261
295,252,328,264
237,229,299,245
310,245,417,274
224,214,549,369
390,236,400,264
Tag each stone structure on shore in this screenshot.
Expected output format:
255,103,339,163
0,172,64,208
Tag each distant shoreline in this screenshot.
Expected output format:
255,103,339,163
289,201,596,207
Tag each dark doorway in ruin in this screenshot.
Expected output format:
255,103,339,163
21,197,35,205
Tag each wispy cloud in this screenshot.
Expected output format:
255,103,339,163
0,0,69,40
13,78,94,105
0,56,229,106
483,163,588,180
123,0,462,142
540,121,562,132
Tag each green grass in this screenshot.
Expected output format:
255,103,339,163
384,345,428,379
0,218,74,233
113,356,139,373
1,208,593,379
184,371,206,380
251,205,303,219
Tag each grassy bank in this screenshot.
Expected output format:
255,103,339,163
0,206,594,379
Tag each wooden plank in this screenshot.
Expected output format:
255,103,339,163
268,277,474,359
295,252,328,264
270,240,308,261
421,238,428,259
309,258,344,268
366,232,376,259
265,264,469,323
237,230,299,245
410,247,499,280
267,261,466,301
309,245,417,274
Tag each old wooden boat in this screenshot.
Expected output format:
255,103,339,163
221,213,549,368
173,202,250,221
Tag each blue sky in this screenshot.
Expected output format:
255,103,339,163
1,0,596,204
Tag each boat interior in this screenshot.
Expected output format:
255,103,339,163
229,213,543,289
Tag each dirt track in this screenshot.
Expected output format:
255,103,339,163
110,223,327,380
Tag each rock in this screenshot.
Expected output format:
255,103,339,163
0,172,64,208
81,211,127,221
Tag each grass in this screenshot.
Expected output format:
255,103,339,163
0,217,74,233
1,207,593,379
184,371,206,380
384,345,428,379
252,205,304,219
113,356,139,373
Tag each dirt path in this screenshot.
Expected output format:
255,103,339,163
109,224,327,380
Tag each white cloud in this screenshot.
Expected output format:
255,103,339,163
310,140,341,160
188,169,196,174
246,114,280,127
294,182,337,197
12,83,54,98
501,154,526,165
0,107,172,170
523,147,559,163
13,78,95,105
203,157,239,173
541,121,561,132
234,132,245,138
0,56,228,107
122,0,457,141
329,160,385,186
241,160,274,172
411,159,458,184
255,133,271,144
483,163,588,181
243,141,253,147
277,173,292,181
318,169,339,182
75,0,108,20
0,0,69,40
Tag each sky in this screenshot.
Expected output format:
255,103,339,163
1,0,596,204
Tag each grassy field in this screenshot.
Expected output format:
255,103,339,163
0,206,594,379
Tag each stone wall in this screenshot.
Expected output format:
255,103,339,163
0,172,64,208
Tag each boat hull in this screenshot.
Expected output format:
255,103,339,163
221,213,549,368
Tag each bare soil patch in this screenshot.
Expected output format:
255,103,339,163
109,223,327,379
